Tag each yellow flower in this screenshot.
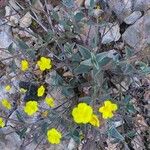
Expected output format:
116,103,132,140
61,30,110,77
20,88,27,93
72,103,93,124
89,114,100,127
95,4,101,9
5,85,11,91
0,117,5,128
37,57,52,71
24,101,38,116
99,100,118,119
37,85,45,97
1,99,12,110
21,60,29,71
45,97,55,107
47,128,62,144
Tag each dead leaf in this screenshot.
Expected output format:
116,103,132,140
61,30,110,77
75,0,84,7
0,0,7,7
48,0,61,7
131,135,145,150
32,0,44,13
144,90,150,101
63,71,73,77
134,114,148,132
105,138,118,150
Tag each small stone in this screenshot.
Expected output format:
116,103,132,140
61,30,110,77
124,11,142,24
0,127,21,150
68,138,76,150
32,0,44,13
5,6,20,27
122,10,150,51
9,0,21,11
114,42,124,50
0,19,13,48
19,12,32,28
107,0,132,21
99,22,121,44
134,0,150,11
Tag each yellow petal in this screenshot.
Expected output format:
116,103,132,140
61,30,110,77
102,111,113,119
24,101,38,116
47,128,62,144
5,85,11,91
20,88,27,93
89,114,100,127
0,117,5,128
99,106,104,113
21,60,29,71
37,85,45,97
111,104,118,111
1,99,12,110
104,100,112,107
72,103,93,124
45,97,55,107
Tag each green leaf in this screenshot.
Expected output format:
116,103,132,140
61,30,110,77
89,0,95,8
108,127,124,141
125,131,136,138
74,64,91,74
64,42,75,55
62,86,74,96
27,49,36,59
141,67,150,74
41,122,49,134
77,45,91,59
16,110,25,123
69,129,80,143
125,46,134,58
44,30,54,42
85,0,95,8
79,96,92,104
31,0,38,5
17,39,29,50
9,60,17,72
93,66,102,77
16,127,27,139
96,52,109,64
91,52,99,70
81,59,92,66
123,64,135,75
71,53,82,62
80,52,112,67
62,0,74,8
74,12,84,22
123,95,132,103
7,43,15,54
98,57,112,67
126,102,136,114
51,72,63,86
51,10,59,22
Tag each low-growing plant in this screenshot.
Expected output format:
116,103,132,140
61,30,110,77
0,0,149,149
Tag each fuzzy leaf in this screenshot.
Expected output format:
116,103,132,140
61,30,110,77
62,0,74,8
77,45,91,59
7,43,15,54
74,64,91,74
108,127,124,141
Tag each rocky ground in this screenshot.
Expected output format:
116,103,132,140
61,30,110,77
0,0,150,150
